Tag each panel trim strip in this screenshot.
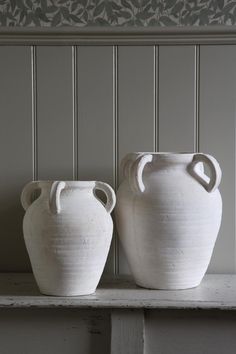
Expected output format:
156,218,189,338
31,45,38,181
2,26,236,45
72,45,78,180
194,45,200,153
113,45,119,275
153,45,159,152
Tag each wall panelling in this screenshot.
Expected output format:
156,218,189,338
0,41,235,275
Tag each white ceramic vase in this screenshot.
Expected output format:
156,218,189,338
115,152,222,290
21,180,116,296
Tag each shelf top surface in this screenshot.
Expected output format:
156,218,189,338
0,273,236,310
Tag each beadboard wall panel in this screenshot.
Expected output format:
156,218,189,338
77,46,114,274
117,46,155,274
0,309,110,354
0,43,235,275
0,46,32,271
158,45,196,152
37,46,74,181
77,46,113,184
199,46,236,273
145,310,236,354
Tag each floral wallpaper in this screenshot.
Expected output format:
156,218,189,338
0,0,235,27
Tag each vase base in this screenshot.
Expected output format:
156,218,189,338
38,288,96,297
135,280,202,291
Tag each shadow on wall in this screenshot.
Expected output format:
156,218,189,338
0,189,30,272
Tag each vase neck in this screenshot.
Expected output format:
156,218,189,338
37,181,95,197
134,153,195,167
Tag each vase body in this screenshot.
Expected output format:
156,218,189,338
115,153,222,290
21,180,116,296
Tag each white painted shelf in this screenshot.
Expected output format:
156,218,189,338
0,273,235,310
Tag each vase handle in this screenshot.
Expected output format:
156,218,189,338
130,154,153,193
21,181,40,211
120,153,144,179
188,153,222,193
49,181,66,214
94,181,116,214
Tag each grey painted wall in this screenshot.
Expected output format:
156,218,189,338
1,308,236,354
0,309,110,354
0,44,235,275
145,310,236,354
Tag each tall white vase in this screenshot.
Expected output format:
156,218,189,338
115,153,222,290
21,180,116,296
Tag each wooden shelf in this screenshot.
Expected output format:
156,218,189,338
0,273,235,310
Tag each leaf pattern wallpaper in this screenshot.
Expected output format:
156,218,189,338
0,0,235,27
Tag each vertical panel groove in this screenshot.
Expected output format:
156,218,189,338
194,45,200,153
113,45,119,275
31,45,38,181
72,45,78,180
154,45,159,152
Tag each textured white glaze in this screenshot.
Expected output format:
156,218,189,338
21,180,116,296
115,153,222,290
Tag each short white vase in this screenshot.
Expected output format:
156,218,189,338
21,180,116,296
115,152,222,290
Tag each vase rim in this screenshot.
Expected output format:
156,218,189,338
135,152,196,155
127,152,199,163
37,181,96,188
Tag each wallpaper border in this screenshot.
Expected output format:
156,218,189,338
0,0,236,28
